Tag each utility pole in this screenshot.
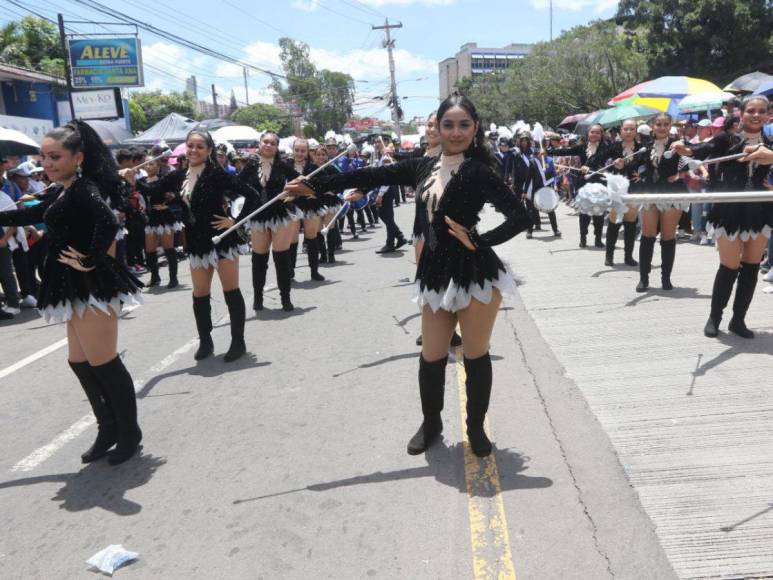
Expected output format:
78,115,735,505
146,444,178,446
243,67,249,106
211,84,219,118
372,19,403,139
57,13,75,120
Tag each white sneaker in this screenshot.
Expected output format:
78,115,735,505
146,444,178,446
764,269,773,282
20,295,37,308
3,306,20,315
699,233,709,246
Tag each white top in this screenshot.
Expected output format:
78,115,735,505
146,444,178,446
259,157,273,187
181,163,205,203
423,153,464,222
425,144,441,158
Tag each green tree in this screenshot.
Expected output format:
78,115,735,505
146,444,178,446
128,99,147,132
0,16,65,77
129,90,198,130
616,0,773,83
230,102,293,135
272,37,355,134
458,20,649,127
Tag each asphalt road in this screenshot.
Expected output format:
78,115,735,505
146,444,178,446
0,202,677,579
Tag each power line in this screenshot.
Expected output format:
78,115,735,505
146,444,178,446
315,0,373,25
343,0,387,18
219,0,289,36
71,0,287,80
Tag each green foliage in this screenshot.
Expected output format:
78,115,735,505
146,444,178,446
616,0,773,84
272,37,355,135
0,16,65,77
129,90,198,131
230,103,293,135
458,20,649,127
128,99,146,132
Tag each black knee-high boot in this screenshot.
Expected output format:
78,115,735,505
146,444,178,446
660,239,676,290
637,236,656,292
251,252,269,311
465,353,493,457
273,249,294,311
164,248,178,288
317,233,327,264
90,356,142,466
223,288,247,362
593,215,604,248
326,229,337,263
289,242,298,280
407,355,447,455
306,237,325,281
146,251,160,286
605,222,621,266
729,262,759,338
69,360,118,463
704,264,739,337
192,294,214,360
579,214,590,247
623,221,638,266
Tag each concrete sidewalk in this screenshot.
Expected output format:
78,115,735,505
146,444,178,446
492,203,773,579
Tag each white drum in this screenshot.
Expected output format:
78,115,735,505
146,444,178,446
533,186,559,213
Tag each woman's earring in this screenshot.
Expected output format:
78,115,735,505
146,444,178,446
76,165,83,178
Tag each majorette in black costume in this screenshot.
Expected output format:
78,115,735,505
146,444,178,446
134,133,259,362
634,116,688,293
0,179,142,322
675,95,773,338
0,120,143,465
548,125,609,248
239,136,302,312
605,125,645,267
286,140,328,282
290,96,531,459
136,161,258,270
139,153,185,288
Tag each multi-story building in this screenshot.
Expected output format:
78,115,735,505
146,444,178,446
439,42,533,99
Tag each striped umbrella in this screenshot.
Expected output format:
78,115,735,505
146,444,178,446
678,91,736,114
609,76,721,104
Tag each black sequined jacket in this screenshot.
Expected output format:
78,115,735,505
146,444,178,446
0,178,117,268
689,132,773,191
311,156,529,249
136,162,259,255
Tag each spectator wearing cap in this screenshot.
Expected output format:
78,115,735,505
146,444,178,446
710,116,726,138
5,163,40,305
693,119,712,143
637,123,652,145
216,144,237,175
27,162,46,193
495,136,514,179
0,175,22,318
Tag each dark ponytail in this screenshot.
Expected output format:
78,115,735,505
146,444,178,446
436,93,496,168
46,120,121,193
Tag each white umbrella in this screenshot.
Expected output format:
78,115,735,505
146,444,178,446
0,127,41,156
678,91,736,114
212,125,261,143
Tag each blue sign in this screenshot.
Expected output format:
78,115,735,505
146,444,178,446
67,37,144,88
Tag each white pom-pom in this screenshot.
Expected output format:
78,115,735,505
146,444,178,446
324,130,336,140
576,182,610,216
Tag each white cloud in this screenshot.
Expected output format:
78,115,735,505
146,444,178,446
216,39,434,82
529,0,618,12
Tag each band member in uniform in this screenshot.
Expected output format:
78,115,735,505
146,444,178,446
241,131,304,312
672,96,773,337
287,94,531,457
0,121,143,465
606,118,645,267
126,129,259,362
634,113,688,292
548,124,609,247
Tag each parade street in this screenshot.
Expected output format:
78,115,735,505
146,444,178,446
1,202,770,579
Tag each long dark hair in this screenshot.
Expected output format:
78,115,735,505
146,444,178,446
46,120,121,192
185,128,218,167
436,94,495,167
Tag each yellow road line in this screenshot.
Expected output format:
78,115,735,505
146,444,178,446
456,346,517,580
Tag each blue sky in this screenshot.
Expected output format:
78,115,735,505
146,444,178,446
3,0,618,122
